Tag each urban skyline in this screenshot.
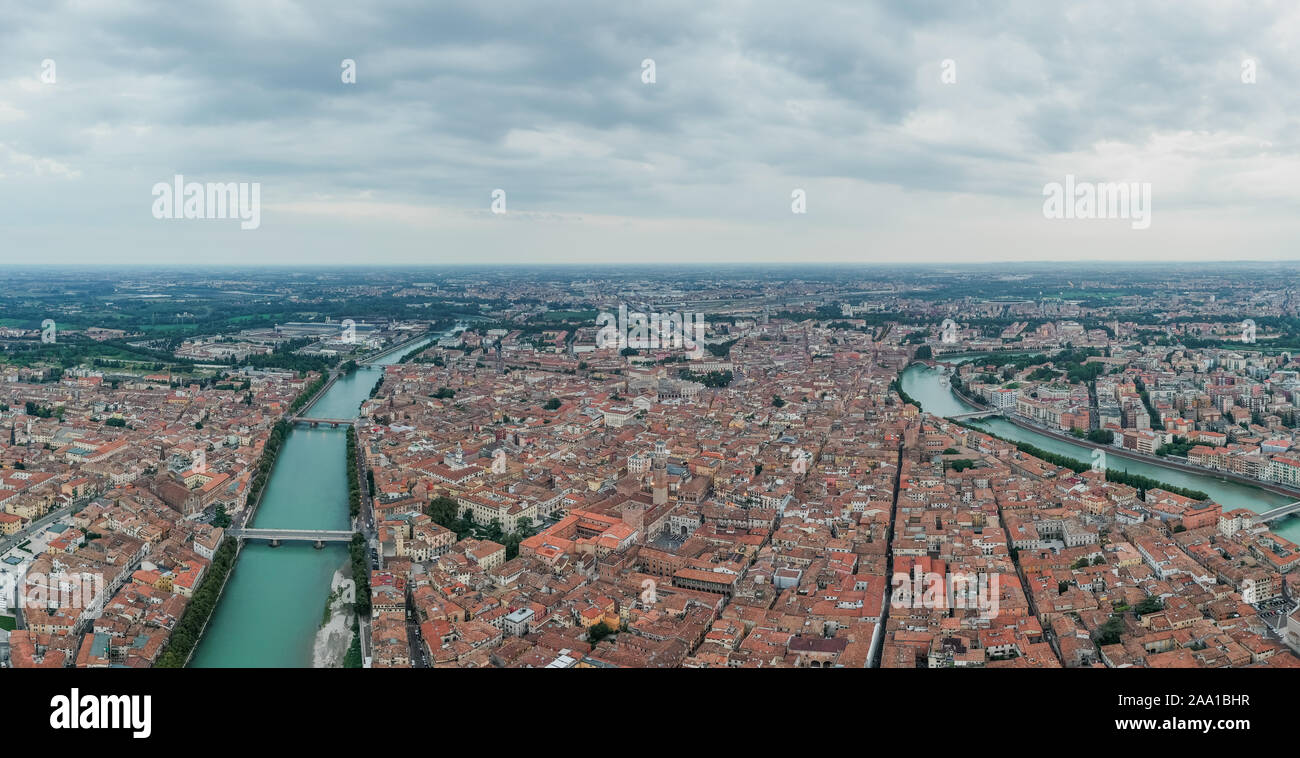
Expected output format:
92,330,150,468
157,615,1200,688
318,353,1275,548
4,0,1294,743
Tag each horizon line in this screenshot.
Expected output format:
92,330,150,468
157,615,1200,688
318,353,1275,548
0,259,1294,269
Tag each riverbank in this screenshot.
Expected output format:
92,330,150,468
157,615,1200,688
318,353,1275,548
241,418,294,526
192,334,438,667
900,362,1300,541
940,372,1300,502
312,567,356,668
167,415,298,667
360,331,434,365
981,414,1300,501
157,537,239,667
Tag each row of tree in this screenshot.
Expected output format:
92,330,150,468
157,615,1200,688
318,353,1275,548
969,426,1210,501
346,427,361,519
246,419,293,508
349,534,371,618
290,374,328,414
154,539,238,667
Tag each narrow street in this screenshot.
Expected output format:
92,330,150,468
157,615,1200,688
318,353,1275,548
870,441,904,668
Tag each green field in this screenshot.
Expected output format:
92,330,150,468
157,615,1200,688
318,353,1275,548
540,310,598,321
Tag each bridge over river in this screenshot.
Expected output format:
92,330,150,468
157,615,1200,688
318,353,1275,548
287,415,357,427
949,410,1003,420
228,527,356,548
1254,500,1300,524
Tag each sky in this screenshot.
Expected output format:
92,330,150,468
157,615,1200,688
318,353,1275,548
3,0,1300,265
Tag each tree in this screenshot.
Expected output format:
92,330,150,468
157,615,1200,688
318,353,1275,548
427,496,460,528
1094,615,1125,645
543,398,562,410
1086,429,1114,444
588,621,615,643
1135,596,1164,616
772,395,786,408
915,345,933,360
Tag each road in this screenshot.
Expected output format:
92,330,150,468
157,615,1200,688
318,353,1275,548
407,612,428,668
869,442,904,668
0,498,86,557
350,421,381,666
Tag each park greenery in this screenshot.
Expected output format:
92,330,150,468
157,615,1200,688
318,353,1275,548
679,368,733,387
425,495,536,560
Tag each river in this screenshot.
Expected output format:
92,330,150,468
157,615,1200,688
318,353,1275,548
900,362,1300,544
190,336,432,667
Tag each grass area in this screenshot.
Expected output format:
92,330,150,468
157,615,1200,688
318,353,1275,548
135,323,196,333
540,310,598,321
0,318,90,330
0,615,16,631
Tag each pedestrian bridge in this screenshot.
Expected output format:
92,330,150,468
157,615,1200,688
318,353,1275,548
1254,500,1300,524
288,416,357,427
949,410,1002,420
229,528,356,548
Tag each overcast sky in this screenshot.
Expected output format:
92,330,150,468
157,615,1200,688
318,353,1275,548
3,0,1300,266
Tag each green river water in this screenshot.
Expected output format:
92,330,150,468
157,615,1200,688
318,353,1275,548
900,362,1300,544
190,339,430,667
192,346,1293,666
